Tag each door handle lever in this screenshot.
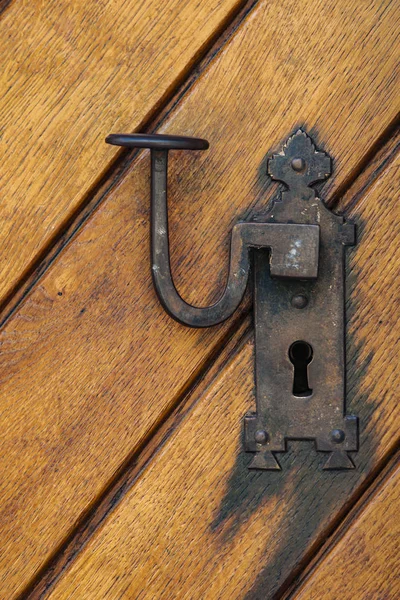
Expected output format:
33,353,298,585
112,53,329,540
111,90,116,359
106,129,358,471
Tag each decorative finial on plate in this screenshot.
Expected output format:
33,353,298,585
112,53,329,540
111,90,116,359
268,130,331,200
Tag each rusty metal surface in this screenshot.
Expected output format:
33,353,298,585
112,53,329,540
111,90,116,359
243,131,357,470
106,129,358,470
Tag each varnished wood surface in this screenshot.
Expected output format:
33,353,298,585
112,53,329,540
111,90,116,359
44,152,400,599
291,461,400,600
0,0,244,306
1,0,399,597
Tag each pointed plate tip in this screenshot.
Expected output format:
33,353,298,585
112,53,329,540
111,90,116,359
249,451,281,470
323,451,355,470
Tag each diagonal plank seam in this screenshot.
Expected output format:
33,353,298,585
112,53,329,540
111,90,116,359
283,448,400,600
0,0,12,19
20,318,253,600
3,2,399,595
22,132,400,599
0,113,398,336
329,116,399,209
274,440,400,600
0,3,399,333
2,114,397,332
0,0,260,330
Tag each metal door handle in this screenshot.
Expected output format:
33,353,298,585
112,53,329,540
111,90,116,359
106,129,358,471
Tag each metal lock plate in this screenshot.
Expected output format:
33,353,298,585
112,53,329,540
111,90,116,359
106,129,358,471
244,131,357,470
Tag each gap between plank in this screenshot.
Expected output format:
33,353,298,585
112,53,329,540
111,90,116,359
0,0,260,330
3,5,399,595
270,441,400,600
22,126,400,599
330,115,399,209
282,448,400,600
21,317,253,600
0,111,397,333
0,0,12,18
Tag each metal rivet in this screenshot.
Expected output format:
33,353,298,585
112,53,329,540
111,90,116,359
291,294,308,309
291,157,306,172
330,429,345,444
254,429,269,444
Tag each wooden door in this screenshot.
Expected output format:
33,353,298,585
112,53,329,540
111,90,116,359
1,0,399,598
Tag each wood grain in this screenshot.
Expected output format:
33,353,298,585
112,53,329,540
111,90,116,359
0,0,244,306
1,0,399,596
26,131,400,600
291,461,400,600
44,152,400,599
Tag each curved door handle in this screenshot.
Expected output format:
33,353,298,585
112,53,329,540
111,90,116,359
106,130,358,472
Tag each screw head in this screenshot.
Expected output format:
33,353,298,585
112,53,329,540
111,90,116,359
291,157,306,172
291,294,308,309
254,430,269,445
330,429,346,444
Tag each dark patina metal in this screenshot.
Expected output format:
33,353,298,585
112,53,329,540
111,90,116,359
106,129,358,470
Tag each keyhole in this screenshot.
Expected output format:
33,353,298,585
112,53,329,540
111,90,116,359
289,340,313,397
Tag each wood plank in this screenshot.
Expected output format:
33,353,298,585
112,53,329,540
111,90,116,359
27,132,400,600
291,461,400,600
44,152,400,599
0,0,245,306
0,0,399,596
